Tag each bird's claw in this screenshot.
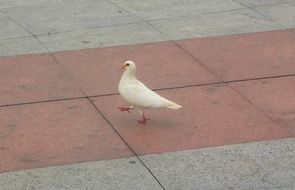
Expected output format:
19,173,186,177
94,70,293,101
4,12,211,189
118,107,132,113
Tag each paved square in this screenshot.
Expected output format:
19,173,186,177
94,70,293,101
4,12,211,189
92,85,290,155
0,54,82,106
0,99,132,173
0,0,295,189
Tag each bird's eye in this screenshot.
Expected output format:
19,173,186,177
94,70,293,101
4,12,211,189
126,63,130,66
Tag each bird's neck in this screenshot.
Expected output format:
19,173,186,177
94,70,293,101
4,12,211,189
121,69,136,81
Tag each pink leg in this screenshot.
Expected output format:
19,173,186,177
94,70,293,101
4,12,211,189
118,106,134,113
137,112,150,124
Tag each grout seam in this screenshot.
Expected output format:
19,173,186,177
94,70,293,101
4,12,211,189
2,12,88,97
232,0,291,30
145,5,294,129
228,84,283,124
2,1,294,131
147,21,226,83
148,16,294,129
1,73,295,108
87,97,167,190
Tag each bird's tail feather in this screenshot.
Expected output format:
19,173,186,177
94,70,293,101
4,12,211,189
166,101,182,110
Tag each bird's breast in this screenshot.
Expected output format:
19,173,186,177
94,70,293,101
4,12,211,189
118,80,138,103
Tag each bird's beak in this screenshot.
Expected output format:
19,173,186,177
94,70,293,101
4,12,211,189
121,64,127,70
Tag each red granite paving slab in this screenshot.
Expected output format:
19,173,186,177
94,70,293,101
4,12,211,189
53,42,219,96
0,99,132,173
0,54,83,106
231,76,295,136
91,85,291,155
177,30,295,81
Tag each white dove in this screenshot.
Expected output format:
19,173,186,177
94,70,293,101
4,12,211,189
118,60,182,124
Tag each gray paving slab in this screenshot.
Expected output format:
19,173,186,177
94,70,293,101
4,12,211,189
141,138,295,190
234,0,293,7
1,0,141,35
0,157,163,190
151,8,283,40
254,2,295,28
37,22,168,52
0,12,31,40
0,37,47,56
110,0,245,21
0,0,49,9
1,0,295,56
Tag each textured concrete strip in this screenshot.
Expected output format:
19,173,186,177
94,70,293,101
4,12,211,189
0,157,163,190
38,23,168,52
1,1,295,56
1,0,141,35
0,54,83,106
0,12,31,40
177,29,295,80
151,8,282,40
110,0,244,21
0,0,48,9
141,138,295,190
0,99,133,173
254,2,295,28
53,41,218,96
231,76,295,136
0,37,47,56
234,0,293,7
92,85,291,155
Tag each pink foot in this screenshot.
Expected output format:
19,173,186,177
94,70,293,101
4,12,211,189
137,118,150,124
118,107,133,113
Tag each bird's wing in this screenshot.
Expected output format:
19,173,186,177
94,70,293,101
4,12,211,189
120,79,173,108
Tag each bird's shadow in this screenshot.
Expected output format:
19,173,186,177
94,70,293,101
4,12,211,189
129,118,177,128
116,106,179,128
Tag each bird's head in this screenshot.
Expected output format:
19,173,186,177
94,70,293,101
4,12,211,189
121,60,136,72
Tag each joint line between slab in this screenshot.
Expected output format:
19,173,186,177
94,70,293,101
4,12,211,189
232,0,290,29
176,35,291,127
1,73,295,108
152,10,293,128
86,97,166,190
31,37,89,98
229,84,285,127
1,12,88,97
232,0,292,8
146,20,226,84
154,73,295,91
145,7,250,22
108,0,251,23
1,12,49,52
